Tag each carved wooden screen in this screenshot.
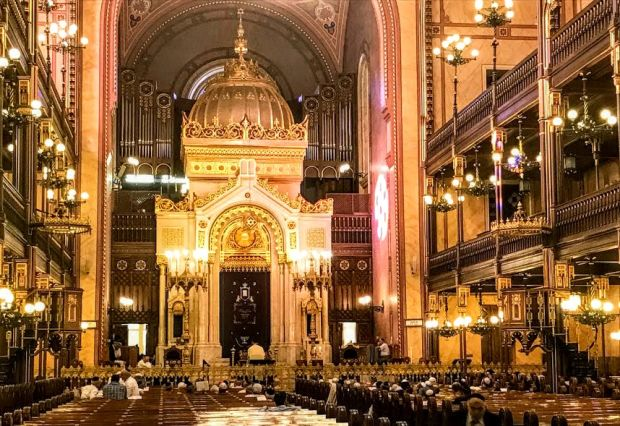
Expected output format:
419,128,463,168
118,69,174,168
303,74,355,163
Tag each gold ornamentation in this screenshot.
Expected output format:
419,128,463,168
257,179,300,209
183,116,308,141
156,255,168,266
298,196,333,214
306,228,325,248
161,228,184,248
210,205,285,260
155,195,191,213
287,222,296,230
194,178,237,209
289,231,297,249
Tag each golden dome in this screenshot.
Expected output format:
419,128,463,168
188,9,294,130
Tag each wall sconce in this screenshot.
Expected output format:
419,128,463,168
563,154,578,175
358,295,385,313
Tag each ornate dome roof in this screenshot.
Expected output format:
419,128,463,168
187,10,294,130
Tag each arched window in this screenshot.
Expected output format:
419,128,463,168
357,54,371,193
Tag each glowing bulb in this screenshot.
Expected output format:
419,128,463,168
509,147,519,157
489,175,497,185
34,301,45,312
603,301,613,313
0,57,8,69
58,29,67,39
452,34,460,42
441,40,449,49
80,192,89,200
80,36,89,46
127,156,139,166
67,189,77,198
474,13,484,23
8,48,20,61
471,49,479,58
31,99,42,110
44,138,54,147
491,1,499,8
456,42,465,51
49,22,58,34
66,168,76,180
432,47,441,56
600,109,611,120
490,315,499,325
607,116,617,126
465,173,474,182
590,298,602,310
7,144,13,153
447,54,455,62
38,33,46,43
505,10,514,19
80,321,89,330
47,189,54,200
452,178,461,188
338,162,351,174
536,153,542,163
56,143,65,152
611,331,620,341
492,152,502,163
463,37,472,45
31,108,42,118
424,194,434,205
475,0,484,9
68,24,78,36
551,116,564,127
505,0,514,7
58,20,67,29
24,303,35,315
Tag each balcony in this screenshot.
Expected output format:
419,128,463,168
425,0,613,172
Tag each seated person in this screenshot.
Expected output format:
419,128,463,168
80,378,102,400
120,371,141,399
247,340,265,364
102,374,127,400
263,391,297,412
137,355,152,368
451,394,500,426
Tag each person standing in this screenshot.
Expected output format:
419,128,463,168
378,338,390,365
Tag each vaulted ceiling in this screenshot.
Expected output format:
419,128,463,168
120,0,349,100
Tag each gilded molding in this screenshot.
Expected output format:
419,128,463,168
298,197,333,214
156,254,168,266
183,146,306,159
155,195,191,213
256,178,333,214
183,116,308,141
194,178,237,209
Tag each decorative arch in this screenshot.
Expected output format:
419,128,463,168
208,205,285,263
357,52,371,192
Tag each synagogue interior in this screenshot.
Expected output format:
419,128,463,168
0,0,618,424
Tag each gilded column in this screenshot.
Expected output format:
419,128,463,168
156,256,167,365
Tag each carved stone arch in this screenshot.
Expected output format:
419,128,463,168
209,205,285,263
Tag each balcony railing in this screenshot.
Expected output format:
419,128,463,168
556,183,620,239
331,215,372,245
550,0,613,67
429,232,543,276
112,213,156,243
427,0,611,165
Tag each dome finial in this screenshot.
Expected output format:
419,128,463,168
234,8,248,60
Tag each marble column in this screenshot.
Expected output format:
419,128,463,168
156,263,167,365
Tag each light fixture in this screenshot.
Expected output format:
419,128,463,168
561,278,617,327
424,172,457,213
33,132,91,235
475,0,514,28
165,249,209,287
469,286,500,335
552,72,616,191
358,295,385,313
426,294,459,338
465,146,493,197
291,250,332,292
119,297,134,307
505,116,540,175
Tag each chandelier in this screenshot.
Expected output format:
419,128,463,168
561,290,617,327
465,146,494,197
468,288,500,336
474,0,514,26
164,249,209,286
38,0,89,107
290,250,332,292
424,172,457,212
426,294,461,338
32,132,90,234
505,116,541,175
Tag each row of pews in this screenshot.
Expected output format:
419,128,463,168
0,378,73,425
291,378,620,425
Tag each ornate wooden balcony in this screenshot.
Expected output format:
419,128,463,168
556,182,620,240
426,0,613,172
112,213,157,243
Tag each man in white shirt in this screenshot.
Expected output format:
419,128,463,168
120,371,142,399
247,340,265,364
137,355,152,368
377,338,390,365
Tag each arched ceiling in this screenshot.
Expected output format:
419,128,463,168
120,0,349,99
